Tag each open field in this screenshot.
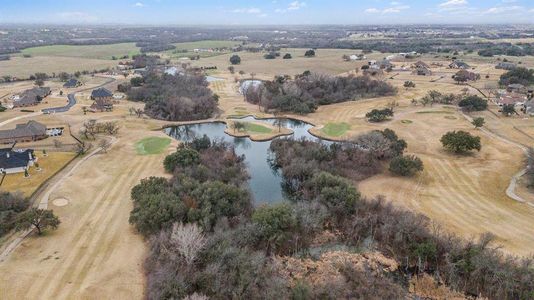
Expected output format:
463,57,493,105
0,56,119,78
0,97,177,298
0,152,77,197
190,48,395,77
172,40,241,50
20,43,140,60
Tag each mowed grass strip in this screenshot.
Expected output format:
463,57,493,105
416,110,455,114
135,137,171,155
321,122,350,137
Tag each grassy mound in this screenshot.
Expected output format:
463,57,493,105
321,122,350,137
135,137,171,155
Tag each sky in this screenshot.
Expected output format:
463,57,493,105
0,0,533,25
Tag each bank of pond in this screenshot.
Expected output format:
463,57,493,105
165,116,333,203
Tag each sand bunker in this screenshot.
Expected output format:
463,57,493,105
52,198,69,207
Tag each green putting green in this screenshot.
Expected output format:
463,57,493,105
135,137,171,155
244,123,272,133
321,122,350,137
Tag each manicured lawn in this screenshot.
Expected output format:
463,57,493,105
21,43,140,60
321,122,350,137
135,137,171,155
244,123,272,134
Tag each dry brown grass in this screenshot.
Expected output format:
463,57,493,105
0,56,118,78
1,151,76,197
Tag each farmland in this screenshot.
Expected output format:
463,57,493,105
20,43,140,60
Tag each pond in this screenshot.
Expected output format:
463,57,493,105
165,117,332,204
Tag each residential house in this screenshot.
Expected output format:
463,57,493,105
0,148,37,174
412,61,430,69
0,120,47,144
496,62,517,70
63,78,81,88
413,66,432,76
449,60,471,69
89,88,114,112
497,92,527,106
454,69,480,81
524,99,534,115
91,88,113,100
13,87,51,108
507,83,526,93
349,54,365,61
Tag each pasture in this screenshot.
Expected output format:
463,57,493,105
20,43,140,60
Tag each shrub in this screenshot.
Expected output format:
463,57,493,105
458,95,488,111
163,147,200,173
440,130,481,153
283,53,292,59
366,108,394,122
304,49,316,57
230,55,241,65
389,155,424,176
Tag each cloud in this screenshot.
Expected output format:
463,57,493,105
483,5,522,14
439,0,468,8
364,3,409,14
134,2,144,7
276,1,306,13
364,8,380,13
56,11,98,22
383,5,410,13
288,1,306,10
232,8,262,14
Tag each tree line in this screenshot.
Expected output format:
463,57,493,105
244,72,397,114
124,71,219,121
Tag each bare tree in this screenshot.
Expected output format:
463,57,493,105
76,141,92,155
169,223,206,265
99,139,112,153
102,121,119,135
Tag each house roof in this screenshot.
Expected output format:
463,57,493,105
13,95,39,106
508,83,525,89
63,78,80,87
0,149,34,170
91,88,113,98
413,61,430,68
0,121,47,141
22,87,51,98
450,61,470,68
498,93,527,105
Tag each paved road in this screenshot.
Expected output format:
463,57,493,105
42,93,76,114
41,76,116,114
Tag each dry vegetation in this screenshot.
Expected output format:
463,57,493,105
0,45,533,299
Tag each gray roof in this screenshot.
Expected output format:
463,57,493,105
450,61,470,68
22,87,51,98
63,78,80,87
0,121,47,141
91,88,113,98
13,95,39,107
0,149,34,170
